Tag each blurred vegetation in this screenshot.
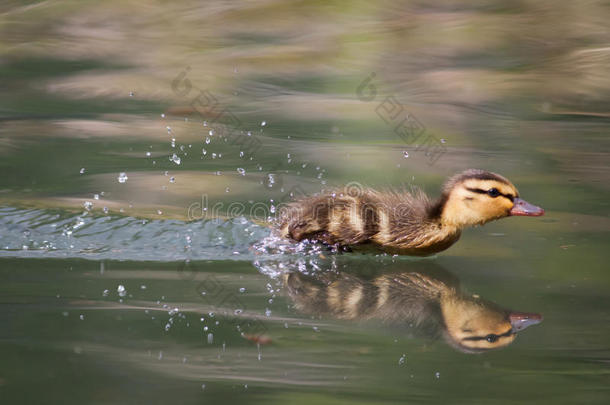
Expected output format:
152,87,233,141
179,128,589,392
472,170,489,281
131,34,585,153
0,2,609,403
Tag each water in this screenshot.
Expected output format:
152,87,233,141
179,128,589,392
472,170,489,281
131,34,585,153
1,1,609,404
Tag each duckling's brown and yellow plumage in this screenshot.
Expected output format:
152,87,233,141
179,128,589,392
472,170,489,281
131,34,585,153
278,169,544,255
283,270,542,353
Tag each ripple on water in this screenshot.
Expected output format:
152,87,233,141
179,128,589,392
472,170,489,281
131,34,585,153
0,207,271,261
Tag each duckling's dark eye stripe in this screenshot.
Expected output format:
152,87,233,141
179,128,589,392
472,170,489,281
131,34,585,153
461,328,513,342
466,188,514,202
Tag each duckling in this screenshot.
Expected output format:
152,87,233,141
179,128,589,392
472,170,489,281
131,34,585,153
282,270,542,353
278,169,544,255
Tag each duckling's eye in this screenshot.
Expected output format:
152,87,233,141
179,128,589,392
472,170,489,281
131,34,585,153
487,188,500,198
485,334,498,343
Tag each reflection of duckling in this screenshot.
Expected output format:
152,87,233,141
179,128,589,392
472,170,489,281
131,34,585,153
283,270,542,353
279,169,544,255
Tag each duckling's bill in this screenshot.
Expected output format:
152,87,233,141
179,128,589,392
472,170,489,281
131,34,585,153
509,198,545,217
509,311,543,332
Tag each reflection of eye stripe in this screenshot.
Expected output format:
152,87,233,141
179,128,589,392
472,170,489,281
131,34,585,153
461,328,513,342
466,188,514,202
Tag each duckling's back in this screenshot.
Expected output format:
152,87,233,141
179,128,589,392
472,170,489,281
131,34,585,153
278,192,381,247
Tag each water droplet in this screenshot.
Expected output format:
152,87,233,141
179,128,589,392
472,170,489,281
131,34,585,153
117,172,128,183
170,153,181,165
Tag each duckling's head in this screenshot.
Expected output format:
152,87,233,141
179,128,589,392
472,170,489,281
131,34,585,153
440,293,542,353
437,169,544,228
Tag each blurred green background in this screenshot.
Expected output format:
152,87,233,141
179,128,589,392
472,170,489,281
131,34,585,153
0,1,609,403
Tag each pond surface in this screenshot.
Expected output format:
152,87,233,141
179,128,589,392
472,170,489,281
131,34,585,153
1,1,609,403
